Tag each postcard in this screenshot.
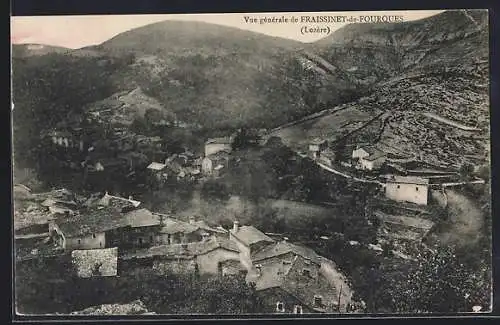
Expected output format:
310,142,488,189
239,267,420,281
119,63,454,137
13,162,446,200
11,9,491,317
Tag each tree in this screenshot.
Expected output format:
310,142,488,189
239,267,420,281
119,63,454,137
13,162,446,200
459,163,475,180
384,247,491,313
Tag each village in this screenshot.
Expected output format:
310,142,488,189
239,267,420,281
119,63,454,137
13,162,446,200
14,104,488,315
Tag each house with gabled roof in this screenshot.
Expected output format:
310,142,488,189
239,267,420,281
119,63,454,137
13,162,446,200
246,252,348,314
244,239,353,314
204,137,233,157
120,237,241,276
352,145,386,171
229,221,275,269
53,206,129,251
383,175,430,205
97,191,141,212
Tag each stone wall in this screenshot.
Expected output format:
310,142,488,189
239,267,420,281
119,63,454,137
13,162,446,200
71,247,118,278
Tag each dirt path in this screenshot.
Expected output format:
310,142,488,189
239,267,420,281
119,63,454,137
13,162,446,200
319,258,354,310
435,189,484,246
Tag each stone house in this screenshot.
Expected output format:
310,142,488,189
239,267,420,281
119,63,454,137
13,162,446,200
245,239,352,313
97,191,142,212
46,129,86,152
229,222,275,270
155,216,226,246
352,146,386,171
119,237,241,276
204,137,233,157
308,139,328,160
201,151,230,176
317,148,336,167
247,253,344,313
54,206,130,251
383,176,430,205
146,160,169,184
120,208,163,248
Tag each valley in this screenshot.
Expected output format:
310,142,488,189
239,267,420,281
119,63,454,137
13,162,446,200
11,9,491,315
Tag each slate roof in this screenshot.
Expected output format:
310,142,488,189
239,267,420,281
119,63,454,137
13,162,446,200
98,193,141,210
193,220,227,234
251,240,322,264
363,150,386,161
147,162,166,171
386,175,429,185
56,207,130,238
247,255,341,312
247,257,297,291
206,137,233,145
309,138,327,145
121,238,239,260
230,226,275,247
124,208,161,228
159,217,200,234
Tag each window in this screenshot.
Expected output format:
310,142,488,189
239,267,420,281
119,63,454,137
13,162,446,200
77,239,81,245
416,187,419,191
397,185,401,189
314,296,323,307
276,302,285,312
149,235,153,242
92,233,96,239
294,305,303,314
138,238,143,245
302,269,311,277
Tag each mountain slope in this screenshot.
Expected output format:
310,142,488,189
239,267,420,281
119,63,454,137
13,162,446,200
12,20,362,137
12,44,72,58
276,10,489,171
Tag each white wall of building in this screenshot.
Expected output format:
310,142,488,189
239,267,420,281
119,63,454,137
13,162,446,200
385,183,429,205
66,232,106,250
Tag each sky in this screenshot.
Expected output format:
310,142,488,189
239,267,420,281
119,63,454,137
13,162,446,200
11,10,445,49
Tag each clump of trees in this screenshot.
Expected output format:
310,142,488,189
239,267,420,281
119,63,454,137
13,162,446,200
315,240,491,313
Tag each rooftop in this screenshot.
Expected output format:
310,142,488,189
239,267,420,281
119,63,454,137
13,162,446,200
124,208,161,228
159,217,200,234
251,240,322,264
147,162,167,171
310,138,327,145
98,192,141,209
230,225,275,247
121,238,239,260
56,207,130,238
206,137,233,145
386,175,430,185
363,150,386,161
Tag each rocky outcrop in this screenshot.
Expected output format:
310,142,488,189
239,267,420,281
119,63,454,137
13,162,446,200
70,299,155,315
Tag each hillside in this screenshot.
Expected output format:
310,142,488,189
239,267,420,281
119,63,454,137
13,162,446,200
310,9,488,84
11,44,71,58
275,10,489,171
12,21,363,165
11,11,490,172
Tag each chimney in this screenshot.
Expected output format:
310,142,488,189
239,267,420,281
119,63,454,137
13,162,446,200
189,216,196,224
233,220,240,233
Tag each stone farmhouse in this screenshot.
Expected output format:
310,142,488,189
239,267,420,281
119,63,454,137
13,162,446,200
383,176,430,206
351,146,387,171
